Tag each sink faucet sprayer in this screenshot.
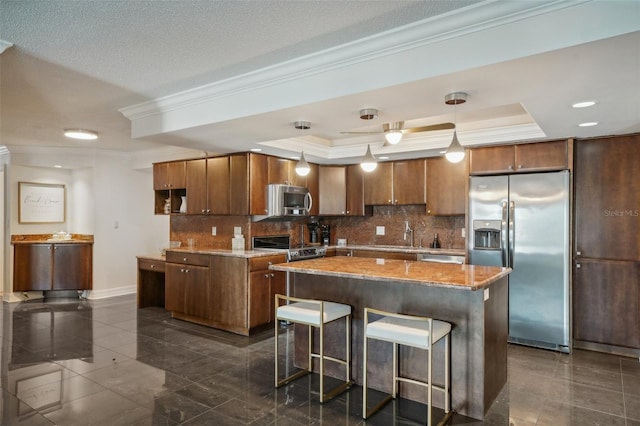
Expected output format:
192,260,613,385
403,221,414,248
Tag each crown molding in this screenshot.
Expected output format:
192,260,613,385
0,39,13,54
119,1,590,124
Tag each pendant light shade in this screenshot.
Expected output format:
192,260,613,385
295,152,311,176
294,121,311,176
444,92,466,163
384,131,403,145
360,144,378,172
445,131,465,163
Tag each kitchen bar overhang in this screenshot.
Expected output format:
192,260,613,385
270,256,511,420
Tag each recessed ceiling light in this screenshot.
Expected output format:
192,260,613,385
54,165,62,168
578,122,599,127
64,129,98,140
378,156,389,160
250,148,262,152
572,101,597,108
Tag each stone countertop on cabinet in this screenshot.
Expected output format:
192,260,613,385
270,256,509,291
334,245,465,257
137,254,166,262
166,247,288,259
11,234,94,244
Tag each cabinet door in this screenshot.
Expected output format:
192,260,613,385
165,263,186,313
319,166,346,215
364,162,393,205
249,270,271,328
393,159,426,205
153,163,169,190
249,153,268,215
575,135,640,260
167,161,186,188
52,244,92,290
207,156,230,215
186,159,207,214
515,140,567,172
268,156,291,184
426,157,466,215
270,271,286,321
14,244,52,291
305,163,320,216
573,259,640,348
469,146,514,175
230,153,249,215
346,164,365,216
183,265,211,319
210,256,247,328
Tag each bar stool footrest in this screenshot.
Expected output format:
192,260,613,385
276,369,311,388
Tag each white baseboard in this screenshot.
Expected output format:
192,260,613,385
84,285,137,300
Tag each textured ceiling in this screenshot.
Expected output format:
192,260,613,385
1,0,639,168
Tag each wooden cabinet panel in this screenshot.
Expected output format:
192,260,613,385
183,265,211,319
573,259,640,348
165,263,186,313
249,153,268,215
268,156,291,184
207,156,230,215
364,162,393,205
346,164,366,216
469,145,515,175
426,157,466,216
319,166,346,215
230,153,249,215
13,244,52,291
52,244,92,290
153,161,186,190
514,140,567,171
575,135,640,260
210,256,247,329
305,163,319,216
186,159,207,214
393,159,426,205
249,271,271,328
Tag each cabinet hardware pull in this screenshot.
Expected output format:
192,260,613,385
576,263,581,269
185,269,190,273
264,274,269,278
576,251,581,256
201,209,206,213
508,165,513,170
183,258,188,261
518,164,522,169
270,273,274,278
151,265,155,268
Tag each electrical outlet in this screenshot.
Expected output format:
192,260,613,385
211,226,217,236
461,227,466,238
376,226,385,236
484,288,490,301
114,220,119,229
234,226,242,236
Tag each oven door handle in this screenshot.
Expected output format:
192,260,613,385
304,192,313,213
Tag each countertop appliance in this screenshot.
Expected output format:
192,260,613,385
252,235,326,262
254,184,312,221
468,171,570,353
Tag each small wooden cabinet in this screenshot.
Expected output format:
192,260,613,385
469,140,568,175
364,159,425,205
137,257,165,308
426,156,466,215
153,161,186,190
319,166,346,215
248,255,286,328
14,242,93,291
165,251,211,319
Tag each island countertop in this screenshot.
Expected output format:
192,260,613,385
270,256,509,290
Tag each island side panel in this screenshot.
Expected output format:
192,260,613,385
290,272,503,420
483,275,508,411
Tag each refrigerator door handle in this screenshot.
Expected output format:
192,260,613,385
509,201,515,268
501,201,509,267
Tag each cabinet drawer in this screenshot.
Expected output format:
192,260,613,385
166,251,210,266
249,255,286,271
138,259,166,272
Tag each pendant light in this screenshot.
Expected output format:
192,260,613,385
294,121,311,176
444,92,466,163
384,121,403,145
360,144,378,172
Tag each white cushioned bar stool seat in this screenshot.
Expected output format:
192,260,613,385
362,307,453,425
275,294,353,403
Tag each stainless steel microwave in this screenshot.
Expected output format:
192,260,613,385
264,184,312,219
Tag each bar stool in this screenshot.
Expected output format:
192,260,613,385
274,294,352,403
362,307,452,425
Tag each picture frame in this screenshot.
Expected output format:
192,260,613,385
18,182,66,224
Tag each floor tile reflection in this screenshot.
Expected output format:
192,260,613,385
1,295,638,425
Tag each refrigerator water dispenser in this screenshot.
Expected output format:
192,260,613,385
473,220,501,250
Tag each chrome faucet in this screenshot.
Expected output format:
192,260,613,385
403,221,414,248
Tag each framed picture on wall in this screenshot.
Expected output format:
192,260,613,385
18,182,66,224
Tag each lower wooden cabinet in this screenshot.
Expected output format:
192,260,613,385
14,243,92,291
573,259,640,349
165,253,288,336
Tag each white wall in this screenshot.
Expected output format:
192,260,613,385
3,148,169,301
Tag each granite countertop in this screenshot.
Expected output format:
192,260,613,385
270,256,509,291
165,247,288,259
336,245,465,256
11,234,94,244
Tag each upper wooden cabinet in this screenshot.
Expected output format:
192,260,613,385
426,157,466,216
153,161,186,190
364,159,425,205
575,135,640,261
186,157,230,215
319,166,346,215
346,164,366,216
469,140,568,175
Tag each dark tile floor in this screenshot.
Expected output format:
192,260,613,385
1,294,639,425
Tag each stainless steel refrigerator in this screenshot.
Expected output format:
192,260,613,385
468,171,570,353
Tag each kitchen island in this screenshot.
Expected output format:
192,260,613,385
270,256,510,420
